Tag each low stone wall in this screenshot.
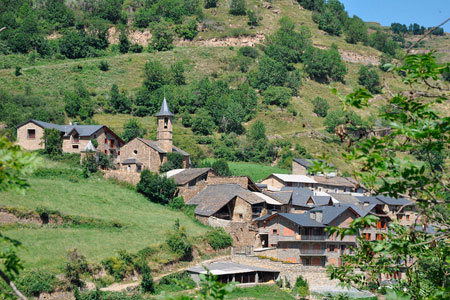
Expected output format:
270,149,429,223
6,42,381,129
103,170,140,185
207,175,249,188
231,255,339,288
207,217,258,247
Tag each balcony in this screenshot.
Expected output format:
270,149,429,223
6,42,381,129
301,235,327,241
300,249,326,255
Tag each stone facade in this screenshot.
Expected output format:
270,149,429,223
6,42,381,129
178,181,208,202
292,161,308,175
156,116,173,153
16,122,45,150
259,176,286,190
119,138,166,173
103,170,141,185
207,176,250,189
207,217,258,247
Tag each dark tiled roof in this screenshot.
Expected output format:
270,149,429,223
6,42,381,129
328,193,361,205
187,261,278,275
172,145,189,156
155,98,174,117
354,196,382,205
18,120,104,137
122,158,142,165
186,184,264,217
349,204,375,217
281,187,314,207
376,195,412,206
264,191,292,205
277,213,325,227
254,214,272,221
308,205,359,225
313,176,355,188
169,168,211,185
310,196,333,206
137,138,166,153
293,158,335,169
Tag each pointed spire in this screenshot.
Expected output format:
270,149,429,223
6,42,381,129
155,97,174,117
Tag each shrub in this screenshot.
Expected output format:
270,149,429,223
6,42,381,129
169,196,185,210
263,86,292,108
293,275,309,298
99,60,110,71
238,46,259,58
176,19,198,40
192,109,215,135
129,43,143,53
16,270,58,297
136,169,177,204
140,265,155,293
157,271,195,292
150,21,175,51
43,128,63,157
166,220,193,260
312,97,329,117
345,16,368,44
160,152,185,172
119,31,130,54
109,84,132,114
368,30,398,56
211,159,231,176
181,113,193,127
204,0,219,8
59,31,88,59
229,0,246,16
64,249,90,287
303,44,347,83
247,10,260,27
122,119,146,143
170,61,186,85
15,66,22,76
249,56,288,91
206,228,233,249
358,66,381,94
97,152,115,170
81,153,98,178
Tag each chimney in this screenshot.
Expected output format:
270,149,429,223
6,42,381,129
316,211,323,223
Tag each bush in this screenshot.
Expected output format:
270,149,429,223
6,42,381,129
129,43,143,53
303,44,347,83
16,270,58,297
312,97,329,117
43,128,63,157
263,86,292,108
249,56,288,91
358,66,381,94
229,0,246,16
15,66,22,76
81,153,98,178
59,31,88,59
160,152,185,172
166,220,193,260
206,228,233,250
99,60,110,71
345,16,368,44
247,10,260,27
181,113,193,127
140,265,155,293
293,275,309,298
211,159,231,176
137,169,177,205
169,196,185,210
176,18,198,40
204,0,219,8
150,21,175,51
238,46,259,58
119,31,130,54
109,84,132,114
369,30,398,56
122,119,146,143
65,249,90,287
192,109,215,135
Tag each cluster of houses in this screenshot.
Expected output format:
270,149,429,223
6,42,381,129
16,99,417,283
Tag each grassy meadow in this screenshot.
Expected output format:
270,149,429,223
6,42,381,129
0,158,208,272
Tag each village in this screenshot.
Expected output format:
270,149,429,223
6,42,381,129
14,98,421,297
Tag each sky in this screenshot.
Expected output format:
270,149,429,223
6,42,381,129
339,0,450,32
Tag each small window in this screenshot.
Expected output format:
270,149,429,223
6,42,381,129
164,118,168,129
94,134,97,138
272,229,278,235
118,151,120,155
104,150,107,154
110,140,115,148
133,150,138,155
27,129,36,139
239,213,243,220
329,245,336,252
72,145,79,149
105,138,107,144
406,215,410,221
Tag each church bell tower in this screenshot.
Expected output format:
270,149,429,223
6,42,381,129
156,97,174,153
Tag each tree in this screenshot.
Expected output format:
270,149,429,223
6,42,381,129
98,0,125,24
42,128,62,157
192,109,215,135
150,21,175,51
247,10,260,27
140,265,155,293
81,153,98,178
59,30,88,59
119,30,130,54
312,97,329,117
211,159,231,176
122,119,146,143
109,84,132,113
263,86,292,108
143,60,168,92
345,16,368,44
358,66,380,94
369,30,398,56
249,56,288,91
204,0,219,8
325,52,450,300
229,0,246,16
160,152,184,172
170,61,185,85
303,44,347,83
136,170,177,204
166,220,193,260
63,81,94,120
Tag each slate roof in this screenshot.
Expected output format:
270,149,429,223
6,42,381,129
186,184,264,217
121,158,142,165
155,98,174,117
167,168,212,185
137,138,166,153
308,205,360,225
376,195,412,206
293,158,334,169
309,196,333,206
187,261,278,275
277,213,325,227
281,187,314,207
349,204,376,217
328,193,361,205
254,214,273,221
172,145,190,156
313,176,355,188
354,196,382,205
266,190,292,205
18,120,105,137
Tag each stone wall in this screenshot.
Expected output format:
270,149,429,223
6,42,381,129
103,170,140,185
207,217,258,247
178,181,207,202
119,138,164,172
231,255,339,288
16,122,45,150
207,176,249,189
292,161,307,175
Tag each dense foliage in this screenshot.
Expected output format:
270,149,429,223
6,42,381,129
160,152,185,172
122,119,146,143
357,66,381,94
16,270,57,297
312,97,330,117
136,169,177,205
166,220,193,260
42,128,63,157
206,228,233,250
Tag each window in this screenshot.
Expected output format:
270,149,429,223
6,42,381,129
73,134,79,143
94,134,96,138
110,140,115,148
363,233,371,240
118,151,120,155
72,145,79,149
398,215,403,220
238,213,243,220
105,138,107,144
282,243,286,250
406,215,410,221
133,150,138,155
27,129,36,139
329,245,336,252
164,118,168,129
272,229,278,235
376,234,383,240
104,150,107,154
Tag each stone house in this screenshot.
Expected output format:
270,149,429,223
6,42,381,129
357,195,415,226
166,168,217,202
118,98,190,173
260,174,317,190
313,176,361,193
16,119,124,159
255,205,361,267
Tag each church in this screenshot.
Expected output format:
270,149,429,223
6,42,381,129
118,98,190,173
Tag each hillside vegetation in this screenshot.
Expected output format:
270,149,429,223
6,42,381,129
1,0,449,173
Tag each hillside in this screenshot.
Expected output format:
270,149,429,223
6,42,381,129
0,0,449,172
0,157,208,272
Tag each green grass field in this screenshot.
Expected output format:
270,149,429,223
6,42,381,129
0,161,208,272
228,285,295,300
228,162,290,182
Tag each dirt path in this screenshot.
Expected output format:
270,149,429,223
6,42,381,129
100,254,231,292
